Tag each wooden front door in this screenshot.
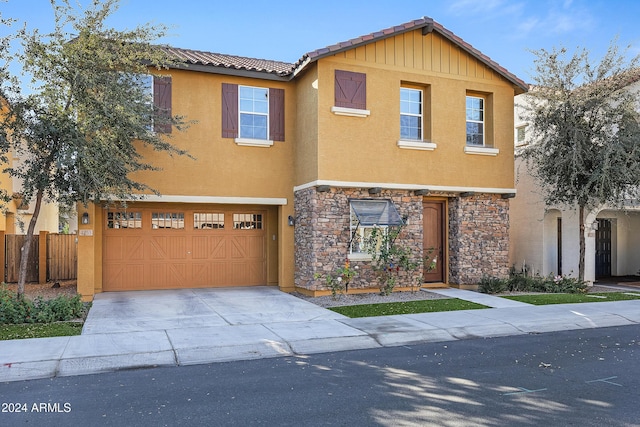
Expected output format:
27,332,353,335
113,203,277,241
423,201,445,283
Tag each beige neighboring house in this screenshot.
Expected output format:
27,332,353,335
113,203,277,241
511,86,640,283
1,151,59,236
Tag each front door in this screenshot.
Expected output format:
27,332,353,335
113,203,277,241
423,201,445,283
595,218,612,278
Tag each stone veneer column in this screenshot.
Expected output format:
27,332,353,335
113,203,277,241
294,187,422,293
448,194,510,285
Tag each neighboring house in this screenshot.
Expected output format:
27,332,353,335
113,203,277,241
0,152,59,236
511,84,640,282
76,17,527,301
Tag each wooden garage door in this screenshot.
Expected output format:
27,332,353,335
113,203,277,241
103,207,267,291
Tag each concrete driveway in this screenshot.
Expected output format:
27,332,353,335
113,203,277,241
82,286,344,334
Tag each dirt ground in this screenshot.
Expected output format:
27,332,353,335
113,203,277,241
2,281,78,300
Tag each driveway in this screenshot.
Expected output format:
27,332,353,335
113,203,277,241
82,286,344,335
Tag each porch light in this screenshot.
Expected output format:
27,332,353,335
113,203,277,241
81,212,90,225
288,215,295,226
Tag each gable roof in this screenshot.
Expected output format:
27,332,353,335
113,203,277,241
164,17,527,93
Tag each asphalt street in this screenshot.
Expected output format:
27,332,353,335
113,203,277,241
1,324,639,426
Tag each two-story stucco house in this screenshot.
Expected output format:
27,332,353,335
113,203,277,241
76,17,527,301
511,83,640,283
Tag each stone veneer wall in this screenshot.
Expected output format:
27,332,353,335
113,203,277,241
294,187,422,293
448,194,510,285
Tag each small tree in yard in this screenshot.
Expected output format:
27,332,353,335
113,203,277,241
519,41,640,281
0,0,191,298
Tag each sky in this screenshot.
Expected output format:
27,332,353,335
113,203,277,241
1,0,640,84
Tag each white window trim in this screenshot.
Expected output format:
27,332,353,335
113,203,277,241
234,137,274,147
464,145,499,156
397,140,437,151
331,106,370,117
239,85,269,141
515,123,529,147
466,95,485,147
400,87,423,141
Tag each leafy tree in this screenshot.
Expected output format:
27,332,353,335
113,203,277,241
0,0,191,297
519,41,640,280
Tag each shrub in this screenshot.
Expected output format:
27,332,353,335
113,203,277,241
0,285,88,324
478,276,508,294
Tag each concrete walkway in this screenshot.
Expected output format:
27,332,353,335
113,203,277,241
2,286,639,383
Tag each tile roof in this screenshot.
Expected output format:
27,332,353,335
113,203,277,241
164,17,527,92
163,47,294,76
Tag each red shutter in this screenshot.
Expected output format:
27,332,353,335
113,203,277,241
221,83,238,138
335,70,366,110
269,88,284,141
153,76,172,133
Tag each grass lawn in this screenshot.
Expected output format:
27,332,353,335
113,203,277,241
0,322,83,341
503,292,640,305
329,299,488,318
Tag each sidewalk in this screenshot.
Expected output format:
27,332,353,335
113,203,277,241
1,287,639,383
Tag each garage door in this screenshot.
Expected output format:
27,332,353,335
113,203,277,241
103,206,267,291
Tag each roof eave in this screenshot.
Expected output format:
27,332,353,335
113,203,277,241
167,62,291,81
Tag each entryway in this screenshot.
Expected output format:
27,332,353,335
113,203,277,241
423,200,445,283
595,218,612,278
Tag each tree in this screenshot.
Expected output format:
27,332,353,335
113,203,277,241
0,0,191,297
519,40,640,281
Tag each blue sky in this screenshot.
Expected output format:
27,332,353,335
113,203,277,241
2,0,639,84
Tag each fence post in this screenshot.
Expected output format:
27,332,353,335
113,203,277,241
0,230,4,283
39,230,48,284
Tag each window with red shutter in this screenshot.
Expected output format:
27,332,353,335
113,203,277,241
269,88,284,141
222,83,285,144
222,83,239,138
153,76,172,133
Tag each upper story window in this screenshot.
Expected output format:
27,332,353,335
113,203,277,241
400,88,422,141
124,73,172,134
222,83,285,146
515,124,528,146
239,86,269,140
466,96,484,146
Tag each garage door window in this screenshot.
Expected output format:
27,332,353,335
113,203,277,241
233,213,262,229
152,212,185,229
107,211,142,229
194,213,225,229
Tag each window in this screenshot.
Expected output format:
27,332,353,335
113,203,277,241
194,213,225,229
106,211,142,229
151,212,185,229
233,213,263,229
516,125,528,146
239,86,269,140
466,96,484,146
349,200,404,255
400,88,422,140
221,83,285,144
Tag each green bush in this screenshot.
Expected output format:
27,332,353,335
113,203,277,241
0,286,88,324
478,276,508,294
479,271,588,295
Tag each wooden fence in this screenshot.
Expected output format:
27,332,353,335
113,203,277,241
3,232,77,283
